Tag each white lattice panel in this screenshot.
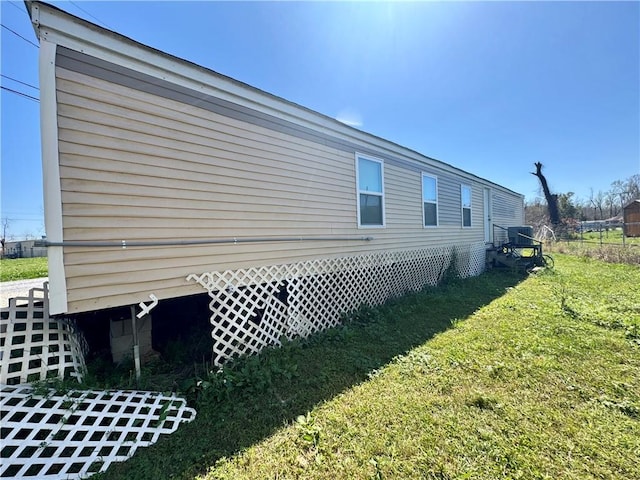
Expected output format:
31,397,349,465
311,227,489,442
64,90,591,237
0,385,196,479
0,283,87,385
463,242,487,278
189,244,486,366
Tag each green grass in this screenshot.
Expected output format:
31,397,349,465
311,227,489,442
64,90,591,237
549,233,640,265
91,255,639,480
0,256,48,281
574,228,640,246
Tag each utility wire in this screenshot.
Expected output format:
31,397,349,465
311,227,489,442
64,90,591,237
9,0,112,30
2,218,43,222
0,86,39,102
1,24,39,48
7,1,29,17
1,74,39,91
69,1,113,30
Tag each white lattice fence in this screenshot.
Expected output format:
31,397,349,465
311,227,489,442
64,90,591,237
0,385,196,479
456,242,487,278
188,244,486,366
0,283,87,385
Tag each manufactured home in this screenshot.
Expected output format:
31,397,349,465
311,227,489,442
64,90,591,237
28,1,524,365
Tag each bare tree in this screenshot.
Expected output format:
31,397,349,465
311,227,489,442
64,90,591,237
625,174,640,201
605,191,618,217
1,217,9,258
531,162,560,225
610,179,634,213
589,188,605,220
525,197,548,225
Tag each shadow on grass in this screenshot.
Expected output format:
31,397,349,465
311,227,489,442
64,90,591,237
97,269,524,480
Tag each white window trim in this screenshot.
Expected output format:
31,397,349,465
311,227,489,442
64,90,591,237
421,173,438,228
355,153,386,228
461,184,472,228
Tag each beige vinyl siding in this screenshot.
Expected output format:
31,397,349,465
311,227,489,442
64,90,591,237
384,166,421,227
435,175,462,226
492,192,524,227
54,61,521,313
54,69,386,310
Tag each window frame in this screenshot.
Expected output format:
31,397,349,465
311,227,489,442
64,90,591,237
421,173,439,228
355,153,386,228
461,184,472,228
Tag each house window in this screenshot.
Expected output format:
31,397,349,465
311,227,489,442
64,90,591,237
461,184,472,227
356,155,385,227
422,174,438,227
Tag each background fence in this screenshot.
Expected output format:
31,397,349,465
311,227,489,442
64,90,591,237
557,222,640,247
534,222,640,266
533,222,640,248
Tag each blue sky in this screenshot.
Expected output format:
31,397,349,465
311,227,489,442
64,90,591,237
1,0,639,239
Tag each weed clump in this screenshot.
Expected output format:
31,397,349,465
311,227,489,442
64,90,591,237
548,242,640,266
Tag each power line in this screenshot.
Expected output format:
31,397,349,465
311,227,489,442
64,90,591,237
7,1,29,17
1,218,43,222
1,74,39,91
2,211,43,215
69,1,113,30
9,0,113,31
0,86,39,102
1,24,39,48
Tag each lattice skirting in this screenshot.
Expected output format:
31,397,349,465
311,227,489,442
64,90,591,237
0,385,196,479
188,243,486,366
0,283,87,385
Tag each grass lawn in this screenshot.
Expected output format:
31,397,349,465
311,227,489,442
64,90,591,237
575,228,640,246
0,256,48,282
549,231,640,265
93,255,640,479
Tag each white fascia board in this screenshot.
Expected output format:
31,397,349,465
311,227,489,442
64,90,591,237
30,2,522,198
38,38,68,315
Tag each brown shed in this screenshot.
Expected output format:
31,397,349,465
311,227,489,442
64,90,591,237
623,200,640,237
